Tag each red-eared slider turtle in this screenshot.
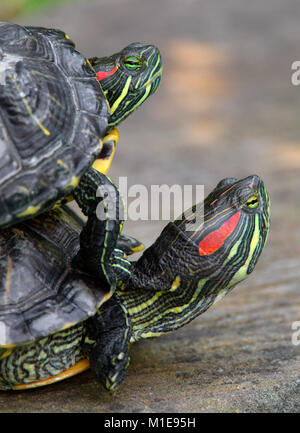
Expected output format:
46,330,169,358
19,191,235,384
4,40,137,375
0,22,162,228
0,175,270,392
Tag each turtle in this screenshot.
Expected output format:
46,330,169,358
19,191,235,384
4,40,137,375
0,174,270,392
0,21,162,229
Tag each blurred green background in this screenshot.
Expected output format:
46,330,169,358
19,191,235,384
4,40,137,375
0,0,74,20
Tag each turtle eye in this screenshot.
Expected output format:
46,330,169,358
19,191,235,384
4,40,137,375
245,194,259,209
124,56,143,71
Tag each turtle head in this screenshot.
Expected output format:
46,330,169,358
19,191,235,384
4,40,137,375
185,174,270,280
126,175,270,337
90,43,162,127
169,174,270,292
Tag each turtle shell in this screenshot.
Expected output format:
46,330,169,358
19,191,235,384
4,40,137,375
0,22,110,228
0,206,112,347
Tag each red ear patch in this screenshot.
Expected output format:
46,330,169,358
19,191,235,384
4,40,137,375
199,212,240,255
96,65,118,81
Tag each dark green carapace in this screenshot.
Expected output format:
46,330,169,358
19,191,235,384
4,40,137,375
0,22,162,228
0,175,270,392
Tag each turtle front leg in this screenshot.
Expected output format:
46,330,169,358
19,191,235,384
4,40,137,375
92,128,119,175
73,168,130,289
84,296,132,392
91,129,145,258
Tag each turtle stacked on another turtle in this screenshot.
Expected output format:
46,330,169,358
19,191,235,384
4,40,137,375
0,21,162,227
0,22,271,394
0,22,166,392
0,21,162,289
0,175,270,392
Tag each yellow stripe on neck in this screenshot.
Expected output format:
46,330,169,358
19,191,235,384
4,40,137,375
110,76,132,115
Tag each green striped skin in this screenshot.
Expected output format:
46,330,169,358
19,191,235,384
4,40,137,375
0,23,162,230
71,43,162,290
85,175,270,391
72,168,130,290
0,325,84,390
119,175,270,342
0,175,270,392
90,43,162,127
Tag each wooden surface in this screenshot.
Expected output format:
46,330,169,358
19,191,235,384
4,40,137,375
0,0,300,413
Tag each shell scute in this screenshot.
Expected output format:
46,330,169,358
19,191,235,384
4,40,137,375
0,208,111,345
0,22,109,227
53,43,95,78
72,78,108,116
0,121,21,183
72,112,108,158
0,58,73,165
0,22,53,60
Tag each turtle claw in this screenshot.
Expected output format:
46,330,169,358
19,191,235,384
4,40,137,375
116,234,144,255
85,296,132,392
